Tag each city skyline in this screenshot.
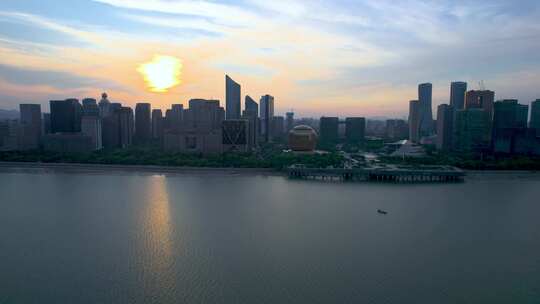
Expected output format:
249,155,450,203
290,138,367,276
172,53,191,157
0,1,539,117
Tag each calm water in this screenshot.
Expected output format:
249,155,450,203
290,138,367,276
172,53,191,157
0,168,539,304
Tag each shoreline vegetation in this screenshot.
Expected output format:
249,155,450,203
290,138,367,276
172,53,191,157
1,148,540,174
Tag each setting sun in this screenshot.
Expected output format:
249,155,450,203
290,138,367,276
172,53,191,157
137,55,182,93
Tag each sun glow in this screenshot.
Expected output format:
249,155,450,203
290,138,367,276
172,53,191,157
138,55,182,92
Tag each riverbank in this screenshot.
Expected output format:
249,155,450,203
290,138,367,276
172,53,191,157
0,161,280,176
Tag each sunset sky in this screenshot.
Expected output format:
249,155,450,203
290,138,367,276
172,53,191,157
0,0,539,118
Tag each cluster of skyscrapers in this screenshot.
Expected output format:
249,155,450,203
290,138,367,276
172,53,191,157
0,75,295,154
1,76,539,157
408,81,540,155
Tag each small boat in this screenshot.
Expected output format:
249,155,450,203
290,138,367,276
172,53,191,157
377,209,388,215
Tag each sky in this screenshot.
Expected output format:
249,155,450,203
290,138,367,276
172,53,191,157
0,0,539,118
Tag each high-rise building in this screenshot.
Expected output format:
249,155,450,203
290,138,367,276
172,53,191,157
286,112,294,132
260,95,274,143
465,90,495,120
81,115,102,150
408,100,421,142
118,107,134,148
186,99,224,131
98,93,112,118
50,99,76,133
222,119,249,152
436,104,454,151
453,109,491,152
418,83,434,136
272,116,285,141
82,98,99,116
226,75,241,120
19,104,42,150
43,113,51,135
345,117,366,143
152,109,164,140
450,82,467,110
319,117,339,145
530,99,540,134
492,100,529,154
245,96,258,117
135,103,151,144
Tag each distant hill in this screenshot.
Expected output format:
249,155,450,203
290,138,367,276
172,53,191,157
0,109,19,120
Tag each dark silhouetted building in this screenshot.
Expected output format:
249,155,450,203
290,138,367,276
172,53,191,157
50,99,78,133
19,104,42,150
319,117,339,145
492,100,529,154
531,99,540,135
418,83,434,136
436,104,454,151
454,109,491,152
286,112,294,132
82,98,99,116
222,119,249,152
118,107,134,148
409,100,421,142
98,93,112,118
135,103,151,143
260,95,274,143
450,82,467,110
152,109,164,140
345,117,366,143
466,90,495,120
226,75,241,120
272,116,285,141
81,115,102,150
243,96,258,148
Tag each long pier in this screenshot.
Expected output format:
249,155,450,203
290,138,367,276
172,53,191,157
287,166,465,183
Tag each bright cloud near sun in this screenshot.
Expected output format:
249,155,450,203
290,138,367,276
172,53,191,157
137,55,183,93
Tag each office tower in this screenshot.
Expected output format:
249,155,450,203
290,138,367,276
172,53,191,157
345,117,366,143
152,109,164,140
492,100,529,154
319,117,339,145
50,99,76,133
453,109,491,152
64,98,82,132
465,90,495,120
408,100,421,142
418,83,434,136
272,116,285,141
102,110,120,149
82,98,99,116
19,104,42,150
43,113,51,135
118,107,134,148
450,82,467,110
222,119,249,152
81,115,102,150
186,99,223,131
135,103,151,144
286,112,294,132
245,96,258,117
436,104,454,151
385,119,408,140
167,104,184,131
242,110,259,148
260,95,274,142
226,75,241,120
530,99,540,134
98,93,112,118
